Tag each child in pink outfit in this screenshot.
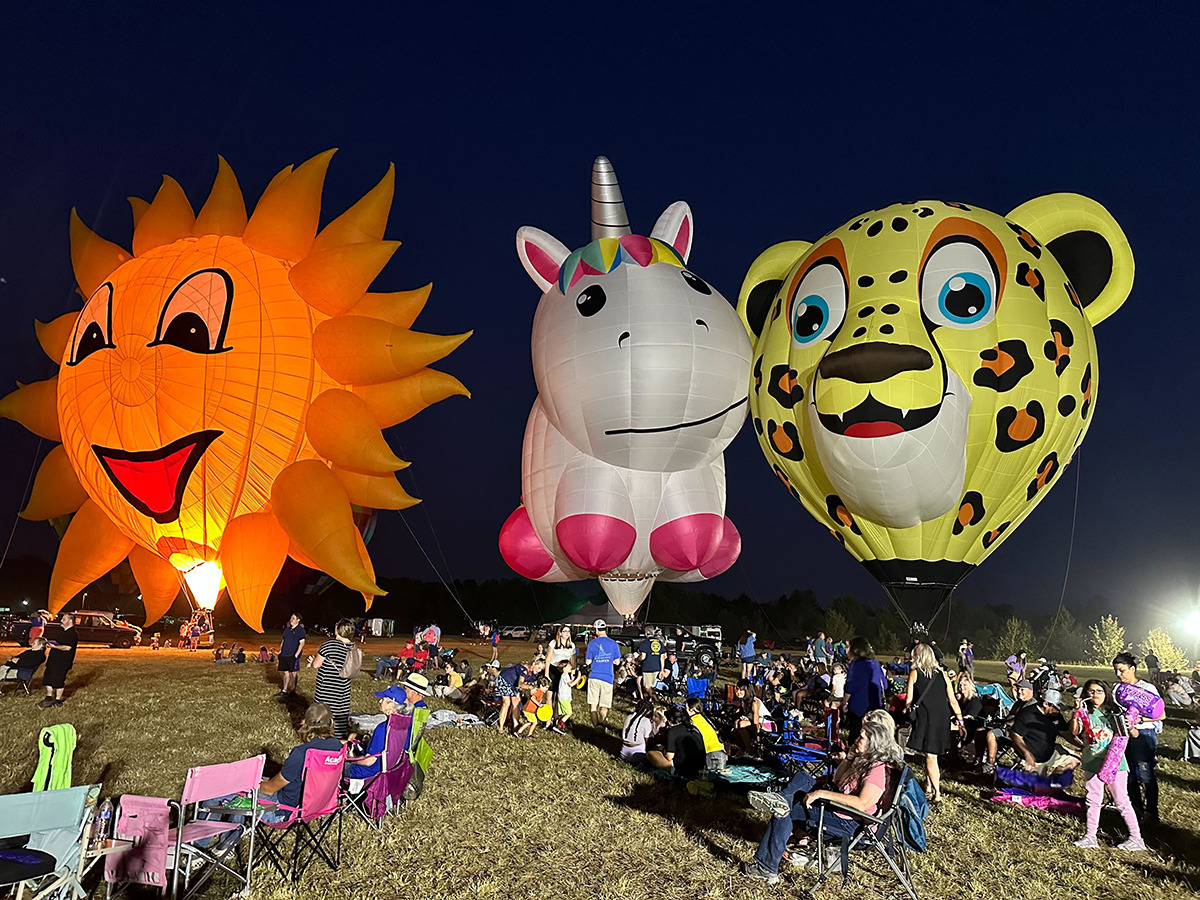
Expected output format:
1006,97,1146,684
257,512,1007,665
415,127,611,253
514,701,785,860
1071,679,1145,851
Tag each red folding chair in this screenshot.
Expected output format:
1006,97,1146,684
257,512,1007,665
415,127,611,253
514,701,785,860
171,754,265,900
344,713,411,829
255,746,346,882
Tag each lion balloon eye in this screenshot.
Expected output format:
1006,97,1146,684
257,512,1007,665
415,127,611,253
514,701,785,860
681,271,712,295
790,260,846,346
67,282,114,366
575,284,607,317
150,268,234,353
920,237,998,329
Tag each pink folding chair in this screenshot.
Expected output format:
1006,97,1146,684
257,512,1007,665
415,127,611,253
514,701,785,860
345,713,411,829
171,754,265,900
256,746,345,882
104,795,174,897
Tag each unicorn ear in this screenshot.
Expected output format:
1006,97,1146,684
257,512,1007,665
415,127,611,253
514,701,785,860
516,226,570,294
651,201,694,264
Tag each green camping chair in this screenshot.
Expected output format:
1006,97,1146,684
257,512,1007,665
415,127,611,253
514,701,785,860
32,724,77,792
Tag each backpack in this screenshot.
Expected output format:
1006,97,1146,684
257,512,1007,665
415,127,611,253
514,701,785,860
897,775,929,852
339,645,364,679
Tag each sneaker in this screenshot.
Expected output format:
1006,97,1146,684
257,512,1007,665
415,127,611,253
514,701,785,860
982,762,996,776
53,699,64,707
740,859,780,885
37,698,55,708
1073,836,1099,849
1117,838,1148,852
748,791,792,818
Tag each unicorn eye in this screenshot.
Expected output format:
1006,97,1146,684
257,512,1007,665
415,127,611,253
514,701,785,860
920,237,998,329
575,284,607,317
681,271,712,295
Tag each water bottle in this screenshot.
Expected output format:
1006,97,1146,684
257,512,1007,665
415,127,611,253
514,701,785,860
92,798,113,849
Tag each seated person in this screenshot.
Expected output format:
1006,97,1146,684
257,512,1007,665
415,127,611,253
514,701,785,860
977,679,1036,774
346,686,406,779
742,712,901,883
3,638,47,683
956,673,985,746
645,705,706,778
203,703,343,840
1009,689,1079,775
687,697,728,773
620,699,657,763
433,663,466,699
213,642,229,662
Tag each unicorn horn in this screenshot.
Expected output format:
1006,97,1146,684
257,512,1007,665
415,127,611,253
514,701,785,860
591,156,631,239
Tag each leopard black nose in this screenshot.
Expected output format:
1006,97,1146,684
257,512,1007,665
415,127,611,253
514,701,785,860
818,342,933,383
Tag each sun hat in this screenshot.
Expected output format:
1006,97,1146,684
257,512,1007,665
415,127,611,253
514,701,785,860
374,685,407,703
400,673,433,696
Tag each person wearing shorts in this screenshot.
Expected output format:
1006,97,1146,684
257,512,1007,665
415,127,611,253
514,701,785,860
277,614,305,696
585,620,621,726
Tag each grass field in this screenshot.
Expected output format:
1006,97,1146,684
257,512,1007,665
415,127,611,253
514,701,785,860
4,636,1199,899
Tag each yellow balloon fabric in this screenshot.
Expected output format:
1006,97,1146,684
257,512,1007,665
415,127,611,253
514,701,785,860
0,153,468,626
737,195,1133,602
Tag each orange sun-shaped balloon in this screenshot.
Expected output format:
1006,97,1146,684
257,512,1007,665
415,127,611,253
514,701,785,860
0,150,470,630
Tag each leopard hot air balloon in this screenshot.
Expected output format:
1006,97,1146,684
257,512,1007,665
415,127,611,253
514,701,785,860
736,195,1132,624
1,151,471,630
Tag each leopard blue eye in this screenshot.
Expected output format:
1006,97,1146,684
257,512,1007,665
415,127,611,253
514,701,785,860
790,261,846,346
920,238,999,329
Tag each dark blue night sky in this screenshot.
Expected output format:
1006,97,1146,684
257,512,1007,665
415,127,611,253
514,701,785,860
0,7,1196,629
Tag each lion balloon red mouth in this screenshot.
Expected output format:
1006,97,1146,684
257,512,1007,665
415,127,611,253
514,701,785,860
94,430,221,524
817,394,941,438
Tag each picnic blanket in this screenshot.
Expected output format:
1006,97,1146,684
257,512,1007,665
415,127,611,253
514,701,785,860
424,709,487,728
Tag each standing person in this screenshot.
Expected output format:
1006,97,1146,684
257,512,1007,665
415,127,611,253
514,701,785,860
843,636,887,741
1006,651,1028,686
490,625,501,663
545,625,577,706
637,629,666,699
1144,648,1160,684
1072,679,1145,851
737,631,757,680
963,641,975,677
277,613,306,696
554,658,577,732
495,659,530,733
585,619,622,726
308,619,356,739
39,613,78,707
1112,652,1164,828
812,632,828,665
903,643,963,804
29,609,48,642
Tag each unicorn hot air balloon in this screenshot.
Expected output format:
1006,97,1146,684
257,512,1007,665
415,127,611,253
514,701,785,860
498,157,752,616
737,195,1133,626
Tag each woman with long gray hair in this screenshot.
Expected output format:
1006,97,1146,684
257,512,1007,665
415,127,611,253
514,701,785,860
742,714,902,883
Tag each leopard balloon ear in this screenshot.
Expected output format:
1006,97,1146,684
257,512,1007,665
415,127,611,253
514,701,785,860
1006,193,1133,326
736,241,812,339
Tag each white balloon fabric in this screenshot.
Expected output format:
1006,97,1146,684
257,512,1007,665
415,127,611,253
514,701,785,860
499,157,752,615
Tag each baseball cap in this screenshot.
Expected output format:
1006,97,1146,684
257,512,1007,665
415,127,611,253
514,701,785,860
593,619,608,630
1016,679,1034,691
1043,689,1063,708
1037,657,1047,664
373,685,407,703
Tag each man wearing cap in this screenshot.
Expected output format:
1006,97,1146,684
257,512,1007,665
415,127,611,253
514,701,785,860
977,679,1037,775
1008,688,1080,775
585,619,622,726
346,685,408,779
637,628,666,698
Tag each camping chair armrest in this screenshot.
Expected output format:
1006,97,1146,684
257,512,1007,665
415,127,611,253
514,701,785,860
813,797,885,826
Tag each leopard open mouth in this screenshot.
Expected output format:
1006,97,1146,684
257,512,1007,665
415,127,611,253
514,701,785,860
816,394,944,438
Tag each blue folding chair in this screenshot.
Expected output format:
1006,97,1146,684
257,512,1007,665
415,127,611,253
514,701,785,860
0,784,100,900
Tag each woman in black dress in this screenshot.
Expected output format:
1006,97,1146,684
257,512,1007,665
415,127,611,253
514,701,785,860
40,612,78,707
903,642,964,803
309,619,356,738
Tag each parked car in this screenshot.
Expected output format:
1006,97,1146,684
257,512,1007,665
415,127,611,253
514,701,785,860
559,621,721,673
499,624,532,640
1,609,142,648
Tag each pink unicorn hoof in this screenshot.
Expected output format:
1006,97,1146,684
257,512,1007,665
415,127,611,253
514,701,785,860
499,507,555,579
651,513,725,573
699,517,741,577
555,514,635,573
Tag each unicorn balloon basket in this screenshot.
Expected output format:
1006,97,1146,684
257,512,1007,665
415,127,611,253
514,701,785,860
498,156,752,616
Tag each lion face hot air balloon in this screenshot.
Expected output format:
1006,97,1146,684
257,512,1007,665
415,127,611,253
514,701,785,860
736,195,1132,618
1,151,470,629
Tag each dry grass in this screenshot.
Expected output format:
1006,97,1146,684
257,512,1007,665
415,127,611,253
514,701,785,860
3,641,1199,899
